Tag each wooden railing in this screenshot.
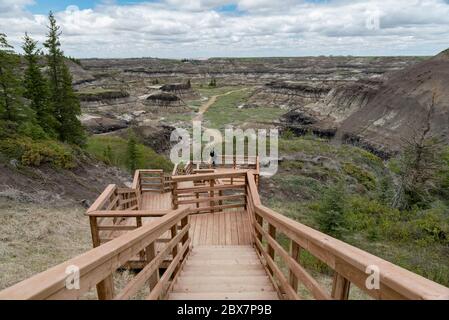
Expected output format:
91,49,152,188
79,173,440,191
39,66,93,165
171,171,248,214
0,207,190,300
87,183,172,269
245,172,449,300
134,169,172,194
172,162,194,176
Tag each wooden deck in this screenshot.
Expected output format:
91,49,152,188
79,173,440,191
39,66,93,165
141,191,252,246
2,163,449,300
190,211,251,246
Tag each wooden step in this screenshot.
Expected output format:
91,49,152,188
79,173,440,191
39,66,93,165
182,264,265,273
176,276,271,286
193,246,254,251
181,269,268,277
168,245,278,300
168,292,279,300
186,259,261,266
173,283,275,293
189,253,259,260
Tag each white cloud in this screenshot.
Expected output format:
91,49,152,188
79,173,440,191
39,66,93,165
0,0,448,58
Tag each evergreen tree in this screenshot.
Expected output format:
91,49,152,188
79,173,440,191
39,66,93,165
127,133,139,173
0,33,24,122
59,63,85,145
44,12,85,145
316,182,347,238
22,33,57,136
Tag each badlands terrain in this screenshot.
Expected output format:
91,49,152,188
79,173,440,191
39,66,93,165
72,56,429,155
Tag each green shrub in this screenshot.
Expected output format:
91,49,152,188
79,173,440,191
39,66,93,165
410,207,449,245
0,137,75,169
17,122,48,140
86,135,173,173
342,162,377,191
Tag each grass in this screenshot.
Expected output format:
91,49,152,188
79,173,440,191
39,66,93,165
262,136,449,288
86,135,173,173
204,89,284,129
0,198,91,290
196,85,245,98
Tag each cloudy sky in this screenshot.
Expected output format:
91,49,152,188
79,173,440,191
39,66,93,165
1,0,449,58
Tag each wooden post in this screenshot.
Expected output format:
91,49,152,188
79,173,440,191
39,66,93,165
332,273,351,300
219,190,223,212
96,275,115,300
244,174,248,210
146,242,159,290
267,224,276,276
90,216,115,299
160,172,164,194
289,240,300,292
254,213,263,254
171,223,180,275
210,179,215,214
181,216,189,258
196,192,200,209
89,216,100,248
136,217,145,261
172,182,178,210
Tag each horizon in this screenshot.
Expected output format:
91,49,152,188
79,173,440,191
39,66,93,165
1,0,449,59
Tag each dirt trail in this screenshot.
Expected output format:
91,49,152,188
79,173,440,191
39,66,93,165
194,88,248,122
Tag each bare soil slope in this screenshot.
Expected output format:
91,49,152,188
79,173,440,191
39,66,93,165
339,50,449,154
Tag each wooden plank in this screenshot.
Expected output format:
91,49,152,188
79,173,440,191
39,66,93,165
225,212,232,245
332,273,351,300
172,170,248,183
97,226,137,231
289,241,300,293
254,237,299,300
254,222,331,300
147,239,190,300
115,225,189,300
0,208,190,300
213,213,220,245
174,184,246,195
189,203,245,214
230,211,238,245
87,185,117,213
176,194,245,205
219,212,226,246
87,210,170,217
253,204,449,300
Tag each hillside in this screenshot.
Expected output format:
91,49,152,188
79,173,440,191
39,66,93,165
339,50,449,155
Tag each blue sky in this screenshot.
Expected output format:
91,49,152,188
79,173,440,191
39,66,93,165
1,0,449,58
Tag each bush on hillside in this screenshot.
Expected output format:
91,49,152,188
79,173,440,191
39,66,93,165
0,137,75,169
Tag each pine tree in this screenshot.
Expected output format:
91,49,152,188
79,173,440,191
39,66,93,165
44,12,85,145
59,63,85,145
127,133,139,173
316,182,346,238
0,33,24,122
22,33,57,137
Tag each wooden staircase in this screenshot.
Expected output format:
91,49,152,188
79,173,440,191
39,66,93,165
168,246,279,300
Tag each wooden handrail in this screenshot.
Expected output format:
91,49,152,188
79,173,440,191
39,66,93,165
172,170,248,182
0,207,190,300
87,209,171,217
244,173,449,300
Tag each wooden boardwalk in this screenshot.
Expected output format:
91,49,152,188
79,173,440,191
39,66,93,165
1,160,449,300
168,246,278,300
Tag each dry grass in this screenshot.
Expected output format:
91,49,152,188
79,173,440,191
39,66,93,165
0,196,92,290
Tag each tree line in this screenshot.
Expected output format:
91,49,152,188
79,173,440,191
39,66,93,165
0,12,85,146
